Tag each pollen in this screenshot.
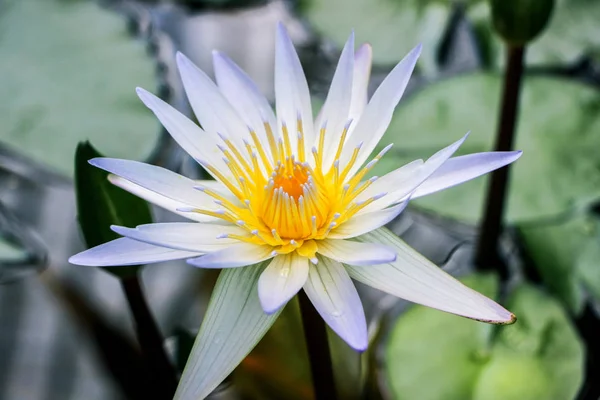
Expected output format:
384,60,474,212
189,118,391,254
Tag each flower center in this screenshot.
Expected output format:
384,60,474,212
260,160,329,240
191,120,392,258
271,162,308,200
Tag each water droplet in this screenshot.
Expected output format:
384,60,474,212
330,310,343,318
279,268,290,278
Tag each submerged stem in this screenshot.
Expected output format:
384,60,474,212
121,275,178,399
475,45,526,276
298,291,338,400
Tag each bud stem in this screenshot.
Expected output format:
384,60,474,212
298,291,338,400
475,45,526,276
121,275,178,398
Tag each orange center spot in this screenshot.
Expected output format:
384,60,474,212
272,163,309,199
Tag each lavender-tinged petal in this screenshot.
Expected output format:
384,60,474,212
348,43,373,123
317,239,397,266
69,237,201,267
412,151,523,199
341,44,421,177
90,158,216,209
258,253,309,314
347,228,516,324
303,257,368,351
328,200,409,239
175,263,280,399
110,223,241,253
187,242,274,269
275,23,314,155
135,88,231,179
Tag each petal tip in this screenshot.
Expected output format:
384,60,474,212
347,334,368,352
259,300,283,315
88,157,103,167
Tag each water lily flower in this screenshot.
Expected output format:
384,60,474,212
70,23,520,399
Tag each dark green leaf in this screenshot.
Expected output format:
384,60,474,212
74,141,153,278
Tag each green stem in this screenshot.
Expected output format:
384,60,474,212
121,275,178,399
475,45,526,277
298,291,338,400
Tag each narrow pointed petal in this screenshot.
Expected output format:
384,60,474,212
328,199,409,239
90,158,215,209
135,87,231,178
317,239,397,266
347,228,516,324
275,23,314,155
258,253,309,314
359,133,469,214
175,263,281,400
108,175,220,223
69,238,201,267
412,151,523,199
212,51,277,162
342,44,421,177
111,223,241,253
303,257,368,351
348,43,372,122
187,242,274,269
315,32,354,169
176,52,249,152
356,159,423,203
193,179,239,203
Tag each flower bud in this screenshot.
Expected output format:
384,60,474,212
490,0,555,46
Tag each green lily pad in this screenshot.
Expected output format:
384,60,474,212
520,213,600,314
301,0,450,75
469,0,600,68
385,275,584,400
0,0,158,177
372,73,600,223
385,274,498,400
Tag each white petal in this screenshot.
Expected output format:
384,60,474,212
275,23,314,156
135,87,231,179
359,133,468,214
108,175,220,223
356,159,423,203
347,228,516,324
317,239,397,266
341,44,421,178
258,253,309,314
187,242,274,269
176,52,249,153
111,223,241,253
69,238,201,267
315,32,354,169
348,43,372,122
328,199,409,239
90,158,220,210
303,257,368,351
175,263,281,400
412,151,523,199
212,51,278,164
